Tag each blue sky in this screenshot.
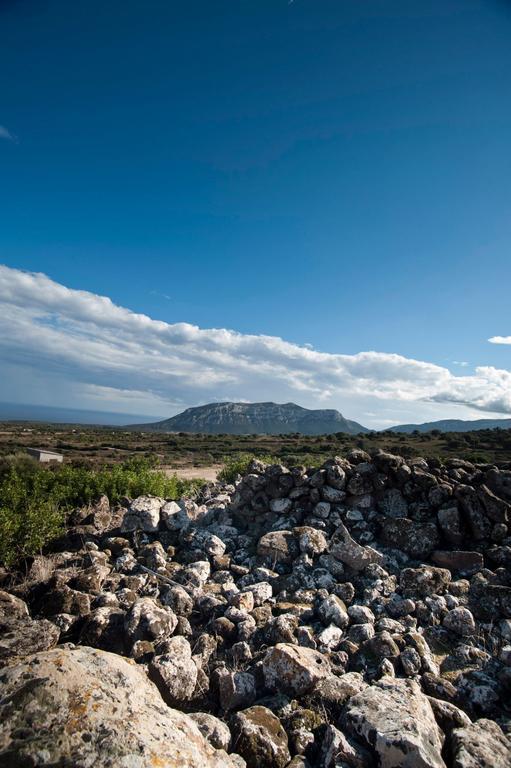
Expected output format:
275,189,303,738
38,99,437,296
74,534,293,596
0,0,510,427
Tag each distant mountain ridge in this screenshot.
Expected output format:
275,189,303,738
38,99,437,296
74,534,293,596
389,418,511,433
133,401,369,435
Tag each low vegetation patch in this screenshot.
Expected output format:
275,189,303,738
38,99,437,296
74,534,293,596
0,455,203,567
218,453,280,483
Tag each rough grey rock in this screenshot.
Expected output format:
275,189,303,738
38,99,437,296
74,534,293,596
149,636,198,704
230,706,290,768
217,669,257,712
400,566,451,597
121,494,164,532
124,596,177,644
263,643,331,695
329,522,383,571
443,607,476,637
0,646,241,767
0,614,60,664
450,718,511,768
344,677,446,768
190,712,232,751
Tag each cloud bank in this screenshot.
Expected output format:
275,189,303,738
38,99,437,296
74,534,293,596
0,265,510,425
0,125,16,142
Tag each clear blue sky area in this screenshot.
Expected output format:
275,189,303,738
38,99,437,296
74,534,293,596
1,0,510,371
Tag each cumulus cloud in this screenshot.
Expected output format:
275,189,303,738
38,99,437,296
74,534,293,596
0,265,510,423
0,125,16,142
489,336,511,345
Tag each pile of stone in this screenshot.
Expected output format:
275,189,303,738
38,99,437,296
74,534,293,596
1,449,511,767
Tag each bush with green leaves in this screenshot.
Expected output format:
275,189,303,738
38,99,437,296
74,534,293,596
218,453,279,483
0,456,204,567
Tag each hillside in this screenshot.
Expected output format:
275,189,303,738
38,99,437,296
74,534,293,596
390,417,511,433
133,401,369,435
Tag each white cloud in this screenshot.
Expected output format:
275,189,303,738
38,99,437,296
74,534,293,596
489,336,511,345
0,264,510,426
0,125,16,142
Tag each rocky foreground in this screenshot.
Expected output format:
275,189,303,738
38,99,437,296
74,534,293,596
1,451,511,767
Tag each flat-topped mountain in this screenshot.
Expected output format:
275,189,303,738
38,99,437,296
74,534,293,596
134,401,369,435
389,417,511,433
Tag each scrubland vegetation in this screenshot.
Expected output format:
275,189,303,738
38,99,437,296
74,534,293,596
1,421,510,567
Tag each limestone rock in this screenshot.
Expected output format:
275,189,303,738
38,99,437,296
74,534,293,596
190,712,232,751
125,596,177,644
451,718,511,768
0,614,60,664
0,646,241,767
263,643,331,695
230,706,290,768
149,636,198,704
121,495,164,533
257,530,298,564
344,677,446,768
329,522,383,572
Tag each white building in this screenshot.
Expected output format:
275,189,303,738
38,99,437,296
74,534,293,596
26,448,64,463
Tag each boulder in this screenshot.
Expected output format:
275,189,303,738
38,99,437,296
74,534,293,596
400,566,451,598
149,636,198,704
121,495,164,533
382,518,440,559
0,590,29,618
257,530,298,564
450,718,511,768
295,526,328,556
79,606,126,654
230,706,290,768
431,551,483,575
455,486,491,540
442,608,476,637
0,614,60,664
344,677,445,768
190,712,232,751
329,523,383,572
217,669,257,712
0,646,241,767
124,596,177,644
263,643,331,696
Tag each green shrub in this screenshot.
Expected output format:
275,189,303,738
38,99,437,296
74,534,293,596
0,457,203,567
218,453,279,483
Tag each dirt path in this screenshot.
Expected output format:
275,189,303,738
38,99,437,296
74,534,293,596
161,465,222,483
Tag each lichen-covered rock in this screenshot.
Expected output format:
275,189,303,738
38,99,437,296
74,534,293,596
400,566,451,597
121,495,164,533
0,590,29,618
455,486,492,540
216,668,257,711
0,646,241,767
149,636,198,704
257,530,298,564
0,614,60,664
382,518,440,559
443,607,476,637
450,718,511,768
295,526,328,556
344,677,446,768
263,643,331,695
79,606,126,653
39,584,91,617
230,706,290,768
124,596,177,644
329,522,383,571
190,712,232,751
